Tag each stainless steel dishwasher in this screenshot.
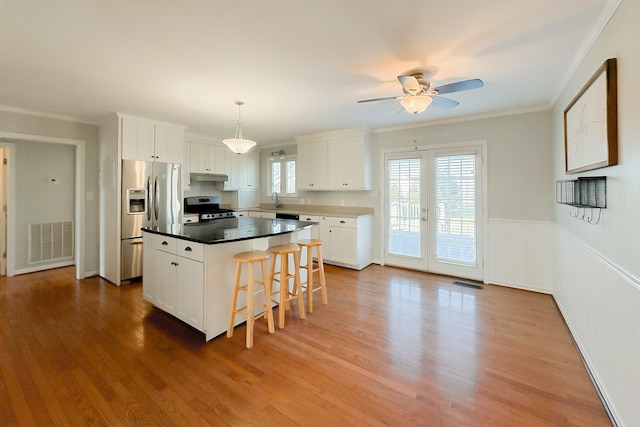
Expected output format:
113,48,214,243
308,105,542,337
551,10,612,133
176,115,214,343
275,212,300,220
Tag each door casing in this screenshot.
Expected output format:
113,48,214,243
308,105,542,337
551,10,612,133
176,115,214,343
381,140,488,283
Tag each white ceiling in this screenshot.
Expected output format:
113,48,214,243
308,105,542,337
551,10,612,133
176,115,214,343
0,0,616,145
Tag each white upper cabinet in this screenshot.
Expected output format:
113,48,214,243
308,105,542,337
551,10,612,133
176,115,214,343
237,151,259,190
154,123,185,164
189,142,225,174
223,151,238,191
327,136,371,190
120,114,185,164
297,140,328,190
187,140,258,191
296,128,371,191
121,116,154,161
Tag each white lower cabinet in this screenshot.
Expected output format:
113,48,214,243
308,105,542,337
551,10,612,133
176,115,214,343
155,249,178,314
300,215,319,239
143,233,205,331
318,216,331,258
175,256,204,331
328,217,358,266
315,215,372,270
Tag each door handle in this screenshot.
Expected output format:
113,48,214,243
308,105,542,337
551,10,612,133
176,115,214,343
146,176,152,222
161,241,168,245
184,247,192,252
154,176,160,221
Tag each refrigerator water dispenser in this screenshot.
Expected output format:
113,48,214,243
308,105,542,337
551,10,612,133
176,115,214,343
127,188,147,214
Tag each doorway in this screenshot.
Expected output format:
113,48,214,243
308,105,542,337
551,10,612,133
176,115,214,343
0,133,85,280
384,144,485,281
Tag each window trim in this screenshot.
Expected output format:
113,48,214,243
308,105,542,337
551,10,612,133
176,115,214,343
267,155,298,198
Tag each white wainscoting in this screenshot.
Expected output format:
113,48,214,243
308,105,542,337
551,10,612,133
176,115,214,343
487,219,554,293
555,227,640,427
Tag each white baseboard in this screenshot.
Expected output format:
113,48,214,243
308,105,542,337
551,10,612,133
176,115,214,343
12,261,74,276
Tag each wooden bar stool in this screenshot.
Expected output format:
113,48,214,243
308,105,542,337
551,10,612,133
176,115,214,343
227,250,275,348
296,239,328,313
269,244,305,329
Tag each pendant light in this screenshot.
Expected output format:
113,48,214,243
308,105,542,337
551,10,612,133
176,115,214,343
222,100,257,154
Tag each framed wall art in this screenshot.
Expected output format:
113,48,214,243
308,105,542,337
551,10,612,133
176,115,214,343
564,58,618,174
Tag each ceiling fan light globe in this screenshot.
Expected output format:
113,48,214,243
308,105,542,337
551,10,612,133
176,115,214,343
222,138,256,154
401,95,432,114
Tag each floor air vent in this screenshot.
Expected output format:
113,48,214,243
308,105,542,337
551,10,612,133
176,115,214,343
28,221,74,264
452,281,483,290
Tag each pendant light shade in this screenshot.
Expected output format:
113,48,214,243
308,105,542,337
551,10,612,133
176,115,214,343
400,95,433,114
222,100,257,154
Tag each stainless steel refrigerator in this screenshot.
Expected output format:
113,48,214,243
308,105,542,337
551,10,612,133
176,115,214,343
121,159,181,280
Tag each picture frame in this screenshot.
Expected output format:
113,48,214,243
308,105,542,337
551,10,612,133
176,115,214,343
564,58,618,174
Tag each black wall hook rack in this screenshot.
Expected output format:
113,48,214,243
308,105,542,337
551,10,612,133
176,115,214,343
556,176,606,225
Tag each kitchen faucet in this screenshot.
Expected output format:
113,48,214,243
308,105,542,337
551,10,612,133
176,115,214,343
272,192,283,209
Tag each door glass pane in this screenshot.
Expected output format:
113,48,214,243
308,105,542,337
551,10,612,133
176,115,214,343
434,154,476,265
388,158,421,257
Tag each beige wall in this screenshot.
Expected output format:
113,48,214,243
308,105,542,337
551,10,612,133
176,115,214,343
0,110,99,275
268,109,554,262
13,142,75,271
552,1,640,425
553,1,640,274
374,110,554,221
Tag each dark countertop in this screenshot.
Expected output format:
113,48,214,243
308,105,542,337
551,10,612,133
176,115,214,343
142,217,316,245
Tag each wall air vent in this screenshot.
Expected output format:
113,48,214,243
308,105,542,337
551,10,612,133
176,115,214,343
28,221,74,264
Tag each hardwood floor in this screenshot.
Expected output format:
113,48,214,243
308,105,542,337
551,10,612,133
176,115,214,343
0,265,610,426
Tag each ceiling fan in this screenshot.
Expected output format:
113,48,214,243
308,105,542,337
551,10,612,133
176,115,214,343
357,73,484,114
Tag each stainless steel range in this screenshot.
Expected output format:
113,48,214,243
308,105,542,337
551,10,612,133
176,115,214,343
184,196,235,221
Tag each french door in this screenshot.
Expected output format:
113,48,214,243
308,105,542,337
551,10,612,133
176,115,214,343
385,147,484,281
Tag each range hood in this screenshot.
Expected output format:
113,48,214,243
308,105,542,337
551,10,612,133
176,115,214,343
190,172,229,182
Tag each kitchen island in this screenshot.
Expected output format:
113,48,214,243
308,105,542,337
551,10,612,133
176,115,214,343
142,217,314,341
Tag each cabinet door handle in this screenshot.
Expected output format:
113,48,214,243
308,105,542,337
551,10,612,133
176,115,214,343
339,220,346,224
184,247,192,252
161,241,168,245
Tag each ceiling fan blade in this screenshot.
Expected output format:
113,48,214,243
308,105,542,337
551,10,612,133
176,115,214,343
389,103,404,115
398,75,420,93
429,96,460,109
357,95,403,103
432,78,484,95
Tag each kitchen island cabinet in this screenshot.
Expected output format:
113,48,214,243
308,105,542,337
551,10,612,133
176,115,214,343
142,217,313,341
